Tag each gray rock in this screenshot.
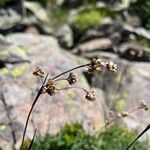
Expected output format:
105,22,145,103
0,9,21,30
90,58,150,138
0,33,106,149
119,43,150,62
57,24,73,48
73,38,113,54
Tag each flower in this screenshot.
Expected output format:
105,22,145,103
138,100,149,111
106,61,117,72
67,72,78,85
87,58,105,74
33,67,44,77
44,79,56,96
116,111,128,118
85,90,96,102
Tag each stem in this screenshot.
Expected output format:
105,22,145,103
20,74,49,150
52,64,89,80
20,88,42,150
126,124,150,150
56,86,86,92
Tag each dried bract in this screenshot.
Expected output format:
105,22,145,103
67,72,78,85
44,79,56,96
138,100,149,111
85,90,96,102
33,67,44,77
87,58,105,74
106,61,117,72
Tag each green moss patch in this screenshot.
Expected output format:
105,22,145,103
12,63,29,78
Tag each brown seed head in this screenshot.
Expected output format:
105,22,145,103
85,90,96,102
121,111,128,117
67,72,78,85
106,61,117,72
138,100,149,111
88,58,105,74
33,67,44,77
44,79,56,96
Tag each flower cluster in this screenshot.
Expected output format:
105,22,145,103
85,90,96,102
32,58,117,102
67,72,78,85
117,111,128,118
33,67,44,77
87,58,105,73
138,100,149,111
44,79,56,96
105,61,117,72
87,58,117,73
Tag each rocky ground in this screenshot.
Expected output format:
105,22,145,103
0,0,150,149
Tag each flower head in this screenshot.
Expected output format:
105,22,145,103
67,72,78,85
138,100,149,111
44,79,56,96
87,58,105,74
33,67,44,77
106,61,117,72
85,90,96,102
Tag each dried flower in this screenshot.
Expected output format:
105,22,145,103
138,100,149,111
44,79,56,96
67,72,78,85
121,111,128,117
85,90,96,102
33,67,44,77
87,58,105,74
105,119,111,125
117,112,122,118
106,61,117,72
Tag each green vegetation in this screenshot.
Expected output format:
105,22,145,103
0,0,6,6
74,9,102,32
23,124,149,150
129,0,150,28
73,7,116,32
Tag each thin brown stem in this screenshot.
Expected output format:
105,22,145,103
51,64,89,80
20,74,48,150
56,86,87,92
126,124,150,150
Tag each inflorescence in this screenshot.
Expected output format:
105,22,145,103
21,58,118,149
33,58,117,101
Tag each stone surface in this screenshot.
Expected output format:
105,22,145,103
0,33,106,149
90,58,150,138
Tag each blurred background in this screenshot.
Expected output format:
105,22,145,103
0,0,150,149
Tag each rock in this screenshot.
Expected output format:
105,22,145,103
0,33,107,148
23,1,49,23
57,24,73,48
73,38,113,54
89,58,150,138
124,25,150,40
0,9,21,30
119,43,150,62
81,51,119,60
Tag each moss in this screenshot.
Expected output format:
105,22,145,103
12,63,29,78
0,124,7,132
0,68,8,76
115,99,126,111
74,9,102,32
114,74,122,84
67,90,76,99
15,47,27,57
73,7,116,32
23,124,149,150
0,50,9,57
